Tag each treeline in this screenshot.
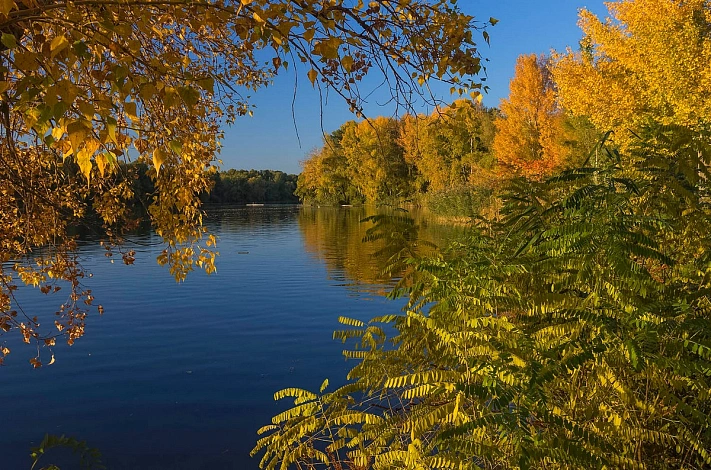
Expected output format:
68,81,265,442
205,169,299,204
296,55,599,216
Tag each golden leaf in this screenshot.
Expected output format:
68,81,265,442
308,69,318,87
0,0,15,16
95,152,108,177
153,147,167,174
124,101,138,120
66,120,89,155
342,55,354,73
49,35,69,59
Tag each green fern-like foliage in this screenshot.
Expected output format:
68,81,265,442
252,124,711,469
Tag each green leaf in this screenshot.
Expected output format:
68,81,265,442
72,40,89,57
169,140,182,156
197,77,214,93
1,33,16,49
178,86,200,107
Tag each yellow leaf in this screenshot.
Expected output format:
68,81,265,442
95,153,108,177
124,101,138,120
51,126,64,141
61,140,72,160
342,55,354,73
105,118,117,144
308,69,318,87
83,136,101,156
76,147,93,181
0,0,15,16
49,35,69,59
77,101,95,119
66,121,89,155
153,147,167,174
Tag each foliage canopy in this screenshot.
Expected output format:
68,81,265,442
493,54,567,179
553,0,711,145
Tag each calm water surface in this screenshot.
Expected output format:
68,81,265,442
2,206,462,469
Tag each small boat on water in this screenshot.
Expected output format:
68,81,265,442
246,203,265,206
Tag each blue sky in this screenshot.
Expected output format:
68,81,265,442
218,0,610,174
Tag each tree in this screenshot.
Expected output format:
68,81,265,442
553,0,711,144
341,117,412,203
0,0,493,365
493,54,568,179
296,132,356,206
400,99,496,192
253,124,711,470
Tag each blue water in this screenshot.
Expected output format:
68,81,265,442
1,205,455,469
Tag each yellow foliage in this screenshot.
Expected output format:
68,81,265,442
553,0,711,144
493,54,568,179
399,99,497,191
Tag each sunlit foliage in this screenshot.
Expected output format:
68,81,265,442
400,100,497,192
297,118,415,206
254,124,711,470
296,100,497,211
0,0,491,364
296,127,366,206
341,117,413,203
553,0,711,145
493,54,568,179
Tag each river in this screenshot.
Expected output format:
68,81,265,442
1,205,464,469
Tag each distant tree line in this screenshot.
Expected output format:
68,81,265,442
296,81,598,216
205,169,299,204
295,54,606,216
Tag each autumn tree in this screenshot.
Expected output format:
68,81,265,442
553,0,711,144
295,129,357,206
493,54,568,179
0,0,493,365
340,117,412,203
400,99,496,192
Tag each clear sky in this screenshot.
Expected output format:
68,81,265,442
218,0,610,174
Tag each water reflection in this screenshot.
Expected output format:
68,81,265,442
2,204,467,470
298,205,464,293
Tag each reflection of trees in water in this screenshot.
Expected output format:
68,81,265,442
298,206,466,290
299,206,388,288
